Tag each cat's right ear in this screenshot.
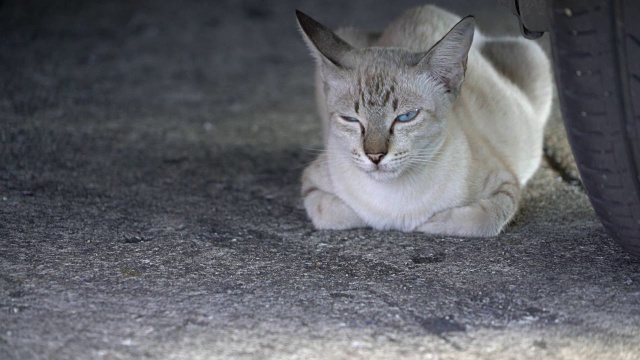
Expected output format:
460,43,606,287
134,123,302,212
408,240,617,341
295,10,354,69
417,16,475,97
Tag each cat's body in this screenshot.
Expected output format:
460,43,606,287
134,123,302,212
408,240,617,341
297,5,552,236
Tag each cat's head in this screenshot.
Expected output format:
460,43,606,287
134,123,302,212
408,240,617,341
296,10,474,181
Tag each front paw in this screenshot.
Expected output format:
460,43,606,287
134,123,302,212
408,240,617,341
304,190,366,230
417,206,503,237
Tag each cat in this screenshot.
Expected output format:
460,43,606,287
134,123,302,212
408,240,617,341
296,5,552,237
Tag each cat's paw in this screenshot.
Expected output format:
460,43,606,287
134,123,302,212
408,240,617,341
304,190,366,230
417,204,504,237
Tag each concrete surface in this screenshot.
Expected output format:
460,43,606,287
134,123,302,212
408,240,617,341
1,0,639,359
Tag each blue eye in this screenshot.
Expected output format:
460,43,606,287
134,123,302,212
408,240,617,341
396,110,419,122
340,115,359,122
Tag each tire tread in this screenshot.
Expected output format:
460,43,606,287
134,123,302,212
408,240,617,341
551,0,640,256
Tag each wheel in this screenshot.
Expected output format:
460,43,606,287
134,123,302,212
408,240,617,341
548,0,640,256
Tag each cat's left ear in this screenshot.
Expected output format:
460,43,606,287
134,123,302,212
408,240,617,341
417,16,475,96
295,10,355,69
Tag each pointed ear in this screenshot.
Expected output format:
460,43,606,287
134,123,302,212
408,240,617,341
417,16,475,96
295,10,355,69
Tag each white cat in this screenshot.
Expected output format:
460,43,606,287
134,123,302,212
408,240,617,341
297,5,552,237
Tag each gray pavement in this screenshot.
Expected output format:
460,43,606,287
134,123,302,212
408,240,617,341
1,0,639,359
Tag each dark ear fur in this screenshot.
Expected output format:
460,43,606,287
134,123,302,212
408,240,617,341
417,16,475,96
295,10,355,68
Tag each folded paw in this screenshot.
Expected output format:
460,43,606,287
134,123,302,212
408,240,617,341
303,189,366,230
416,200,508,237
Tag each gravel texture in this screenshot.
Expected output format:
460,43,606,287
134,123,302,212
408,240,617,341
1,1,639,359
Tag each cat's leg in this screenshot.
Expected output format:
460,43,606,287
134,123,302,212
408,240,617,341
416,180,519,237
301,156,367,230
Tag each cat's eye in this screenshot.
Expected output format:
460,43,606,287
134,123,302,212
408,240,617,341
395,110,420,122
340,115,360,123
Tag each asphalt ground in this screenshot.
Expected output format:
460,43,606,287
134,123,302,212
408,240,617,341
1,0,639,359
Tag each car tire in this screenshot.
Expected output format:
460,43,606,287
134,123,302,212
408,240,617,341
549,0,640,256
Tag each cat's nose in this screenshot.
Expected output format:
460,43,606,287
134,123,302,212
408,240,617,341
366,152,386,165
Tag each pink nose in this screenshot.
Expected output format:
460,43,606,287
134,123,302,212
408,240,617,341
366,152,386,164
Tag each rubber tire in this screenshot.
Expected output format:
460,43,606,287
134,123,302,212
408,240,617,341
549,0,640,257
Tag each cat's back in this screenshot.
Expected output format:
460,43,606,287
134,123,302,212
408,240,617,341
377,5,465,51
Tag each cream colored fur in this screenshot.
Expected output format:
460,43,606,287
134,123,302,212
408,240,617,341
297,5,552,237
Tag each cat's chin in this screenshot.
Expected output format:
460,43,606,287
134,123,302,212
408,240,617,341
365,168,402,182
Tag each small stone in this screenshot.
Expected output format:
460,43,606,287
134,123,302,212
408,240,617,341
122,234,146,244
533,340,548,349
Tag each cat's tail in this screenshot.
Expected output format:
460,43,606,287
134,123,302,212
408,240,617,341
479,37,553,121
